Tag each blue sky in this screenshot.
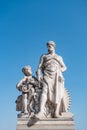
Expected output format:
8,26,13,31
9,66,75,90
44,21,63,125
0,0,87,130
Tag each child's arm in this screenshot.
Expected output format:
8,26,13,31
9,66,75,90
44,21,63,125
16,77,26,90
29,76,39,86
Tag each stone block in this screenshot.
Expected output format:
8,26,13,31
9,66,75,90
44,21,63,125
17,115,75,130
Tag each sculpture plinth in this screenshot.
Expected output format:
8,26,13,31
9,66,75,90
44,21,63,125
16,41,75,130
17,112,75,130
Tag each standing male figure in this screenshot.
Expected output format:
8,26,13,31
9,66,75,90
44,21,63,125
36,41,67,118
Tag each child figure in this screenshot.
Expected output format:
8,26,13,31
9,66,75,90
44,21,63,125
16,66,38,117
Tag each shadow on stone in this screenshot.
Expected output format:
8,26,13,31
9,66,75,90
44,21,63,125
27,116,39,127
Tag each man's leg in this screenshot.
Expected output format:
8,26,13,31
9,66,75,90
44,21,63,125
36,84,48,118
54,101,61,118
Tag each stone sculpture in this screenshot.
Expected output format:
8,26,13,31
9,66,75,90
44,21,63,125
16,41,71,119
36,41,70,119
16,66,39,118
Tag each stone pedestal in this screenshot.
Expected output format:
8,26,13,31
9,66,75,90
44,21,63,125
17,112,75,130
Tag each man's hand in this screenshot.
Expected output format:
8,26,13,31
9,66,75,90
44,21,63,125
58,76,64,82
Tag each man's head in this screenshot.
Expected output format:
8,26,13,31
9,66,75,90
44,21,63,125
47,41,56,53
22,66,32,76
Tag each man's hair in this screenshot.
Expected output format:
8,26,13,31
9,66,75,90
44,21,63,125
47,41,56,48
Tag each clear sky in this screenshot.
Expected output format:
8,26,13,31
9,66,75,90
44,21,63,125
0,0,87,130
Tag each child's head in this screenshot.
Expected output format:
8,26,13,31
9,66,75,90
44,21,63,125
22,66,32,76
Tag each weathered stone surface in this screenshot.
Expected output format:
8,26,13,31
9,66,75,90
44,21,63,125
17,114,75,130
16,41,75,130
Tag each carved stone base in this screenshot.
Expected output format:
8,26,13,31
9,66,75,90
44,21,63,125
18,113,29,118
16,112,75,130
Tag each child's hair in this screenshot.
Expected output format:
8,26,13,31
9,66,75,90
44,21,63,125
22,66,32,76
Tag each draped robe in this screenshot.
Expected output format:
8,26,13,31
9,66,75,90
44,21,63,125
39,53,65,104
